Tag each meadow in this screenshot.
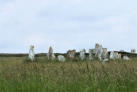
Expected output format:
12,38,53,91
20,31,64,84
0,56,137,92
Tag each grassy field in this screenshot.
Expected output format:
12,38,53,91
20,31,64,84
0,56,137,92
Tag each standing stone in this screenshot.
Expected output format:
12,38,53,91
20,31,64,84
47,46,55,60
58,55,66,62
95,44,103,61
110,51,121,60
131,49,136,53
101,48,108,59
29,45,35,61
51,53,56,60
123,56,130,61
95,43,100,57
67,49,76,59
118,53,121,59
109,51,115,60
114,52,121,59
79,49,86,60
94,43,109,61
89,49,95,60
114,52,119,59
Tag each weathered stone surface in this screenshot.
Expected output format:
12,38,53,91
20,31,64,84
110,51,121,60
89,49,95,60
47,46,55,60
110,51,115,60
101,48,108,60
58,55,66,62
79,49,86,60
95,43,103,60
28,45,35,61
131,49,136,53
94,43,108,61
67,49,76,59
123,56,130,61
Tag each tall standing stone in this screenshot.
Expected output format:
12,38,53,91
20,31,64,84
29,45,35,61
47,46,55,60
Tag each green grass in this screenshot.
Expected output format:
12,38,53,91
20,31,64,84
0,56,137,92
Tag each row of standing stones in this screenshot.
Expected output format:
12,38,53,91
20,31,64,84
28,44,136,62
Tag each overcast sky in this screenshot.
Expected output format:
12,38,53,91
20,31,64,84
0,0,137,53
